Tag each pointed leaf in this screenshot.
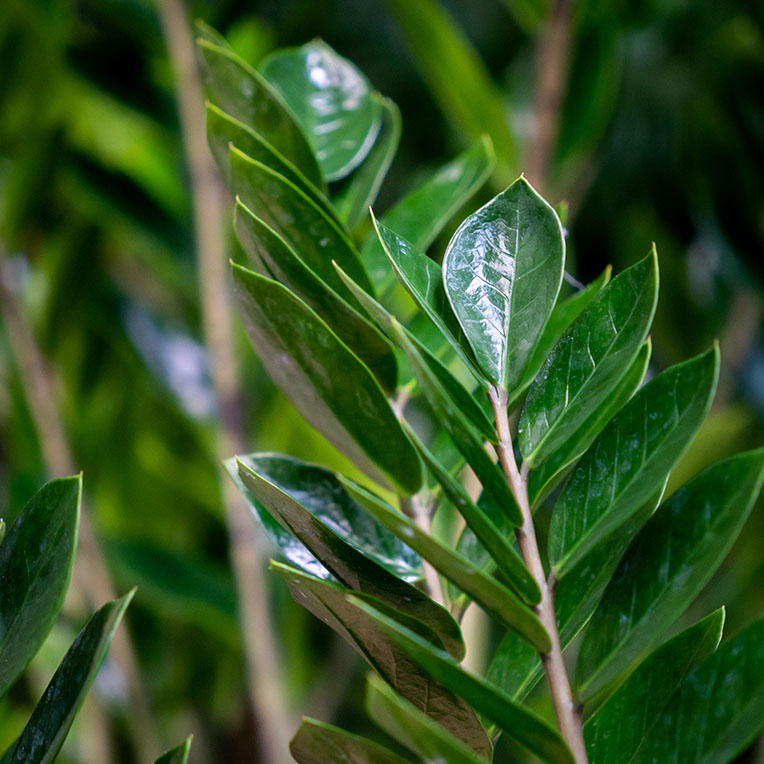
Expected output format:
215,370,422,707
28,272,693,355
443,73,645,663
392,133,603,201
237,458,461,657
577,447,764,700
197,40,322,187
520,250,658,467
235,202,397,392
291,718,411,764
586,609,725,764
442,177,566,391
0,477,81,700
230,147,374,296
366,674,490,764
339,477,549,651
7,592,134,764
261,41,382,181
549,346,719,576
356,600,575,764
155,737,193,764
233,265,420,493
274,563,490,756
632,616,764,764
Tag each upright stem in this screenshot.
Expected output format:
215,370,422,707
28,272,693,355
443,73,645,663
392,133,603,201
155,2,291,762
489,387,588,763
400,494,445,606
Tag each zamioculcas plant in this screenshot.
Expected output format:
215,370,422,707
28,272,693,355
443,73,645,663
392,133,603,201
198,24,764,764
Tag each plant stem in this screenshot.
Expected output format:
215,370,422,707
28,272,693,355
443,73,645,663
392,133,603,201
400,494,445,606
489,386,588,763
155,2,291,762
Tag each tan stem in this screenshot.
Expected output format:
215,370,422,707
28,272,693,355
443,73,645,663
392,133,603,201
154,2,292,761
0,241,158,762
489,387,588,763
400,495,445,606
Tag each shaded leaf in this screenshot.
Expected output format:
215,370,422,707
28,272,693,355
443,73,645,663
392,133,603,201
442,177,565,391
261,40,382,181
0,477,80,700
155,737,193,764
233,265,420,493
549,346,719,576
577,447,764,701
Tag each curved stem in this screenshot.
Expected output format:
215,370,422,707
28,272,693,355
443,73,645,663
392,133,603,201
489,386,588,763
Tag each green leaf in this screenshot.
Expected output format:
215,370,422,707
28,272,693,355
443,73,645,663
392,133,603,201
334,261,496,441
356,601,575,764
577,447,764,701
261,40,382,182
403,423,540,605
155,737,193,764
632,616,764,764
205,103,336,221
7,592,134,764
383,0,517,182
549,345,719,576
360,138,494,291
586,609,725,764
528,339,651,507
391,321,520,519
507,266,612,410
334,95,401,231
519,250,658,468
235,202,397,393
0,476,81,700
442,177,566,391
230,147,374,297
290,718,411,764
274,563,490,756
233,265,420,493
236,459,461,657
339,477,549,651
197,40,322,187
374,216,482,379
365,674,490,764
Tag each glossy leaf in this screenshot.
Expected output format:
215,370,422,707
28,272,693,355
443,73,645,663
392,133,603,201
197,40,322,187
519,250,658,467
205,103,335,221
291,718,411,764
230,147,374,296
392,321,520,518
334,95,401,230
366,674,490,764
357,600,575,764
549,345,719,576
632,616,764,764
577,447,764,700
334,261,496,441
339,477,549,651
360,138,494,291
236,459,461,657
442,177,566,391
7,592,134,764
585,609,725,764
403,423,540,605
274,563,490,756
235,202,397,393
261,40,382,181
155,737,193,764
528,340,651,507
233,265,420,493
0,476,81,700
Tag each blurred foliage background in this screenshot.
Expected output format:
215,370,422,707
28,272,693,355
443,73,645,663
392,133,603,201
1,0,764,762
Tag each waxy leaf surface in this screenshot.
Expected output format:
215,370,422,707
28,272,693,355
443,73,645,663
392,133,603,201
549,346,719,575
233,266,420,493
442,177,565,390
577,447,764,700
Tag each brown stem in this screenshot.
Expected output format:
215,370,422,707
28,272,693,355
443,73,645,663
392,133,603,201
489,386,588,763
527,0,574,194
0,242,159,762
400,494,445,606
154,2,292,762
